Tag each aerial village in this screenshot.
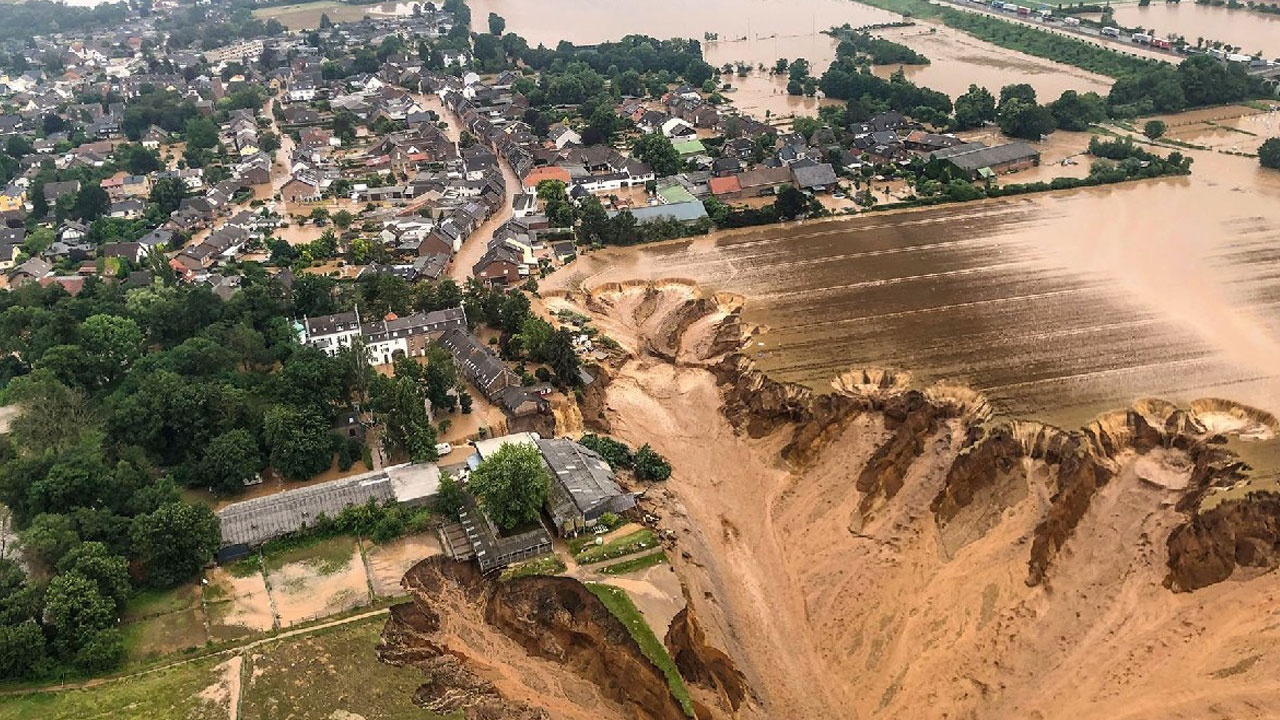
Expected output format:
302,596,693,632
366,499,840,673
0,0,1278,713
0,1,1090,569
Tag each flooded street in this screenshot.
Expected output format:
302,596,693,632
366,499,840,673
548,116,1280,428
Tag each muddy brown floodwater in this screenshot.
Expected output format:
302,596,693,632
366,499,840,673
1107,2,1280,57
471,0,1117,104
547,127,1280,429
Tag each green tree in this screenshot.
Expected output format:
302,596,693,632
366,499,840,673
199,429,263,495
73,184,111,222
631,133,681,177
487,11,505,35
1142,120,1167,140
953,84,997,130
0,620,46,679
81,314,143,387
632,443,672,481
263,405,336,481
56,541,131,612
998,83,1037,108
791,115,822,140
469,442,550,530
774,185,809,220
18,512,79,569
433,472,466,520
43,572,117,658
543,328,581,386
1260,138,1280,170
184,116,220,150
29,181,48,219
130,501,220,587
1048,90,1107,132
998,99,1057,140
149,176,189,215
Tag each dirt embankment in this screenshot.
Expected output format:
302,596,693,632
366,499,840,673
664,592,750,714
557,279,1280,719
378,557,701,720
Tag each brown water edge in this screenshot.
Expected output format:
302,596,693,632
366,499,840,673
545,120,1280,432
1106,1,1280,58
471,0,1117,102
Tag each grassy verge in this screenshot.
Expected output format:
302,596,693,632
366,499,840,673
598,551,669,575
575,529,659,565
586,583,694,717
262,534,356,575
0,656,231,720
500,554,567,581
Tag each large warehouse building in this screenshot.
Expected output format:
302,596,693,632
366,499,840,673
216,463,441,553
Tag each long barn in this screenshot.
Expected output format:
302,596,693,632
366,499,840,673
216,463,441,552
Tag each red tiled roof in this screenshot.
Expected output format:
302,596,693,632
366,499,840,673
522,166,571,189
708,176,741,196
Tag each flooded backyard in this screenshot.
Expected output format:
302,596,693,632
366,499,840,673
547,117,1280,428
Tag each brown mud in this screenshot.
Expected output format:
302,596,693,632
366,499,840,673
539,280,1280,719
377,557,731,720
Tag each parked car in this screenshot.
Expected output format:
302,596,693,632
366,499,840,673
435,442,453,456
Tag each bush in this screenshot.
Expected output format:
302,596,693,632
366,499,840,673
579,433,634,469
1260,138,1280,170
633,444,672,482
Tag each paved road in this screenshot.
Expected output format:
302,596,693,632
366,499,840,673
929,0,1181,64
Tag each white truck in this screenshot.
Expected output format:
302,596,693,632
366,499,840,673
1100,26,1121,38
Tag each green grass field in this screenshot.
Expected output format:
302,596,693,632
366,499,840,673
586,583,694,718
598,551,668,575
575,529,659,565
0,616,455,720
500,554,566,581
0,657,230,720
261,534,356,575
239,617,457,720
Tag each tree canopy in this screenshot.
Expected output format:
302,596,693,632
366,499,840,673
469,442,550,531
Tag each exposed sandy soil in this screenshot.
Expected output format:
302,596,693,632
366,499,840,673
266,543,372,627
363,534,442,598
541,281,1280,720
206,568,276,641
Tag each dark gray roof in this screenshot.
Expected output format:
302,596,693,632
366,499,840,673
438,328,515,398
458,492,553,573
930,142,1040,172
791,162,838,189
217,473,396,546
217,464,441,547
537,438,636,532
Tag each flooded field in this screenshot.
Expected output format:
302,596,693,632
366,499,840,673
548,120,1280,427
471,0,1117,102
1108,2,1280,57
872,25,1113,99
